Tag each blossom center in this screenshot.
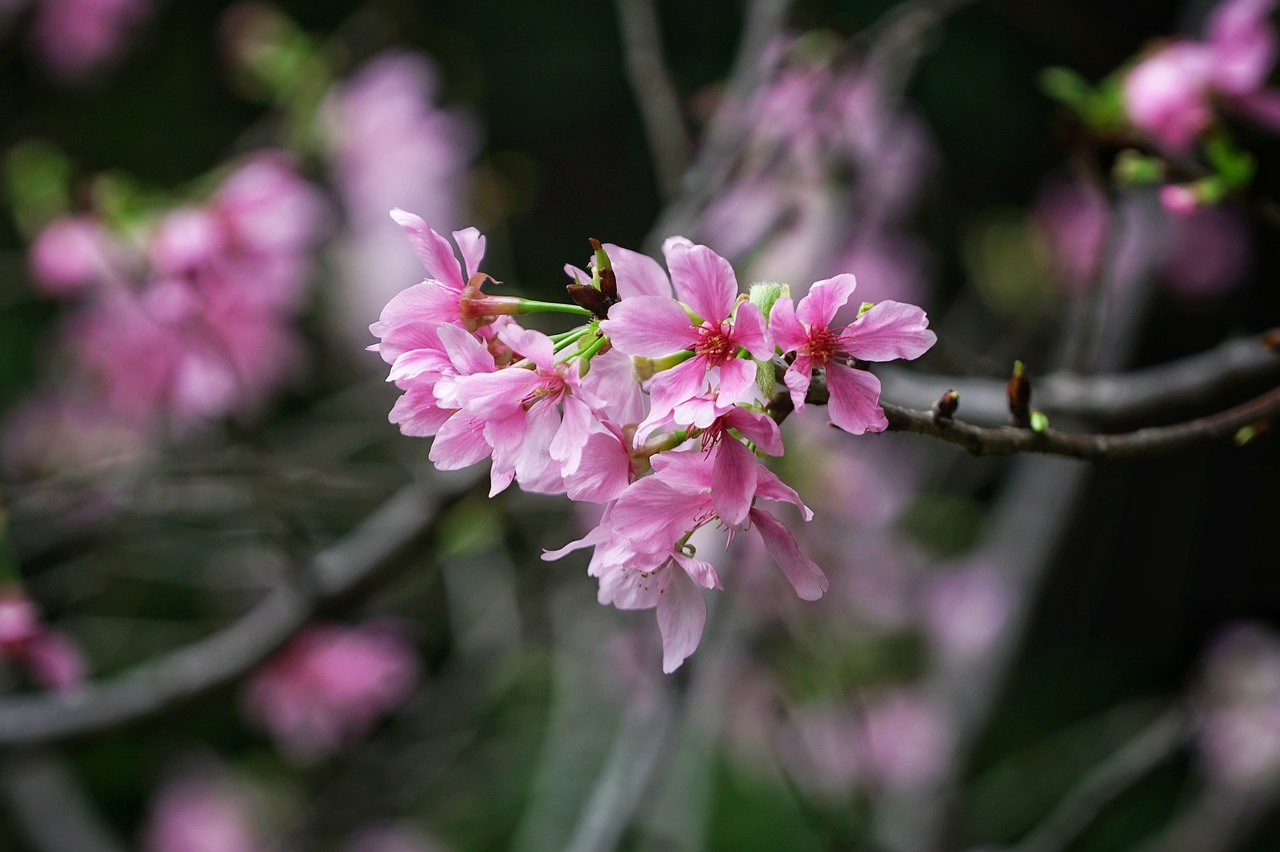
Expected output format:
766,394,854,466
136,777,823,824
805,326,842,366
693,323,734,365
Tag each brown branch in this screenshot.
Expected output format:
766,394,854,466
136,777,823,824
0,479,466,750
877,332,1280,426
772,365,1280,461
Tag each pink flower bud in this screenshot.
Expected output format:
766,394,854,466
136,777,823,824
28,216,111,296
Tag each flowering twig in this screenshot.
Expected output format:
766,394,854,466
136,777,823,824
0,479,467,749
1014,706,1191,852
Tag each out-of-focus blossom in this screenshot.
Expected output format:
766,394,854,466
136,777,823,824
28,215,116,296
1196,623,1280,790
346,823,448,852
1033,177,1111,293
855,689,953,793
0,588,86,693
243,622,420,762
325,51,478,347
14,152,325,472
1159,204,1250,300
922,563,1012,663
27,0,154,81
1123,0,1280,152
142,764,265,852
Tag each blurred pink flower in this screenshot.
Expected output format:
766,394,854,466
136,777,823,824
1158,204,1250,300
243,622,420,762
1196,623,1280,790
1123,0,1280,152
28,0,153,81
0,588,86,693
1032,177,1111,294
855,689,952,793
28,216,117,296
922,563,1012,663
142,765,264,852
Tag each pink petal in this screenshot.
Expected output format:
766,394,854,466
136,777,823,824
612,476,701,546
724,408,784,456
389,209,464,291
717,357,758,406
825,363,888,434
650,450,715,496
600,296,697,357
497,323,555,371
665,243,738,324
542,520,612,561
565,431,634,503
730,301,772,360
389,387,453,437
550,396,593,475
429,412,491,469
797,274,857,328
513,402,560,485
1209,0,1277,94
657,566,707,673
750,508,828,601
673,552,723,590
784,356,813,412
1229,87,1280,131
711,436,758,528
769,296,809,353
605,243,673,299
452,227,486,279
456,369,540,419
387,347,451,383
438,323,496,376
645,356,711,430
844,301,936,362
754,466,813,520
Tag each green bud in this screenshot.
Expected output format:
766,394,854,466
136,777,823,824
749,282,784,322
1030,410,1049,433
1113,149,1166,185
858,301,875,318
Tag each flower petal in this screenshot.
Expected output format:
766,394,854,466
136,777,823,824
769,296,808,353
844,300,936,362
712,436,758,528
750,508,829,601
657,566,707,673
606,243,673,299
600,296,697,357
797,274,857,328
452,227,486,279
730,301,772,360
666,242,738,323
389,209,464,291
825,363,888,435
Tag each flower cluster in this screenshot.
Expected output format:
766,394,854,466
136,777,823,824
1123,0,1280,154
372,212,936,672
10,153,326,475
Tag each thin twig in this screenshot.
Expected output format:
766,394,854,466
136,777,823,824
1015,706,1191,852
0,750,126,852
0,479,467,750
878,332,1280,426
614,0,689,200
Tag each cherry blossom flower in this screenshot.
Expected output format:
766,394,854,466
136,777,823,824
0,588,86,693
770,274,935,434
243,622,419,763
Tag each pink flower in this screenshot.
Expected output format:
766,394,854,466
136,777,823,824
243,622,419,762
0,589,86,693
854,690,952,793
921,563,1012,663
28,216,114,296
770,274,935,434
142,763,265,852
546,451,825,672
376,210,489,333
1033,177,1111,293
600,238,772,433
1197,623,1280,790
1123,0,1280,152
28,0,153,81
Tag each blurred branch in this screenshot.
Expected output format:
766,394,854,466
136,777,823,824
0,750,125,852
614,0,689,200
648,0,794,247
0,478,467,749
861,0,981,103
879,332,1280,426
1014,706,1191,852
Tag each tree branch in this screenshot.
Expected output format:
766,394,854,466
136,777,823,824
614,0,689,200
878,332,1280,426
0,479,464,750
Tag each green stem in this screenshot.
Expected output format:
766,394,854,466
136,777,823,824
516,299,592,317
553,328,589,353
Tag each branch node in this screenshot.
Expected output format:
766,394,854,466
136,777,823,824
1008,360,1032,428
932,389,959,423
